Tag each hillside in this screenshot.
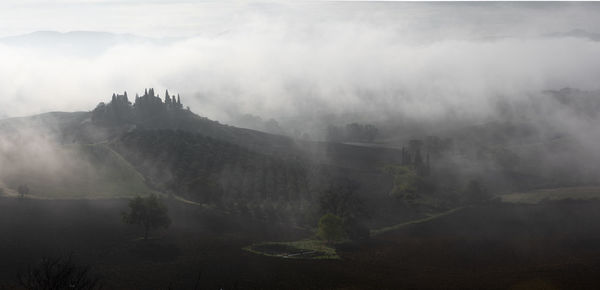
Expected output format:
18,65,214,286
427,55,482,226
0,89,402,221
4,87,599,208
0,140,154,199
3,88,597,208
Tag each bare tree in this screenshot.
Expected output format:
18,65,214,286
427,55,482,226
18,256,102,290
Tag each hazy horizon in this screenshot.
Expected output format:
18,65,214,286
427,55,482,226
4,3,600,288
1,1,600,132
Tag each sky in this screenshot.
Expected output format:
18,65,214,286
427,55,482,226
0,1,600,131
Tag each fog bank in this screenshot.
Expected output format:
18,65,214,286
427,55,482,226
0,2,599,130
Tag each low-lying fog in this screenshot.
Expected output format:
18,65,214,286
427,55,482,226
0,2,599,134
1,1,600,199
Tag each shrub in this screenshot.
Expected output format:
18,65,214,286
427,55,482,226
317,213,345,244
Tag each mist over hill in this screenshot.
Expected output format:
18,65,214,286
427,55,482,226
1,85,599,226
1,2,600,128
3,2,600,288
0,89,402,224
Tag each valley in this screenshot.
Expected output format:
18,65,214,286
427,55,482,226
2,197,600,289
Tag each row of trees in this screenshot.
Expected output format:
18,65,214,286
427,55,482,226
0,185,29,198
92,88,187,126
326,123,379,143
112,130,339,208
384,163,491,204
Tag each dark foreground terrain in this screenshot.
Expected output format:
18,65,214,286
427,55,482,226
2,197,600,289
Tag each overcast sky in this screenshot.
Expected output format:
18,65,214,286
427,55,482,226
0,1,599,127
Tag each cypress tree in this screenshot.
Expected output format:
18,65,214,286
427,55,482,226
165,90,171,104
414,148,423,167
401,146,406,165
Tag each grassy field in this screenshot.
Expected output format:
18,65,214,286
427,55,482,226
0,143,155,199
500,186,600,204
4,199,600,289
244,206,466,260
370,206,466,236
244,240,339,260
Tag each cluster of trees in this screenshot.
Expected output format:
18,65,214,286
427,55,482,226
386,137,495,205
382,139,437,202
326,123,379,143
385,166,493,206
400,139,430,175
92,88,187,126
384,165,424,201
383,164,496,207
232,114,286,135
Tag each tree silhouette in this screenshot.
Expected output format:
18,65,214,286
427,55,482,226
465,179,490,204
18,256,102,290
165,90,171,104
317,213,345,244
122,195,171,240
18,184,29,199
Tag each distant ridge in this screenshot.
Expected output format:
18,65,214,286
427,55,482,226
0,31,180,56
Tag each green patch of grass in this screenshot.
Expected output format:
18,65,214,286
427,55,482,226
500,187,600,204
1,143,156,199
244,239,340,260
246,207,467,260
370,206,466,236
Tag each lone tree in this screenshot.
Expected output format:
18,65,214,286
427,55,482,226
122,195,171,240
465,179,490,204
317,213,345,244
18,184,29,199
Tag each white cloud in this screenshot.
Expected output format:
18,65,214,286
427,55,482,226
0,2,599,126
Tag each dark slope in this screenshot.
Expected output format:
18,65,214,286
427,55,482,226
0,90,400,219
111,129,312,204
110,130,396,208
